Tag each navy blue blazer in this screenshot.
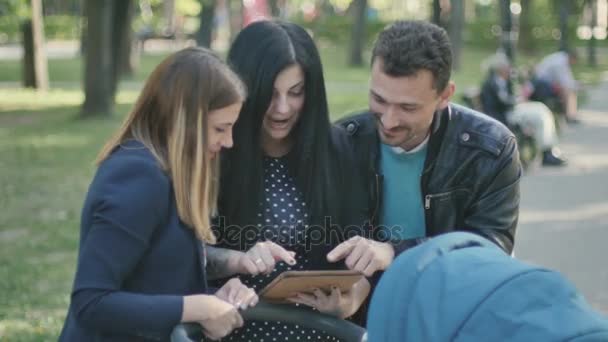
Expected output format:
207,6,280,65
60,140,208,341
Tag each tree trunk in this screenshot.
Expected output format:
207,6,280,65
348,0,367,67
518,0,534,53
23,0,49,90
80,2,86,56
121,1,137,76
431,0,442,26
81,0,114,118
227,0,243,43
500,0,515,62
111,0,134,84
447,0,464,70
163,0,176,35
269,0,280,17
558,0,570,51
197,0,216,48
587,0,597,67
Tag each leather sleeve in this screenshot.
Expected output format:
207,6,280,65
463,135,522,254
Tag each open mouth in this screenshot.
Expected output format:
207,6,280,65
268,117,290,129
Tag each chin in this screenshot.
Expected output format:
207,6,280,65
266,128,291,141
378,131,399,146
271,133,289,142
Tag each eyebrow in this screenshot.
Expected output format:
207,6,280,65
370,89,418,107
288,81,305,90
370,90,385,101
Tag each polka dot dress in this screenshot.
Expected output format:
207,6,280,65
218,156,341,342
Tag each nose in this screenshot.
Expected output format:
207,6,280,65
381,106,399,130
222,131,234,149
275,95,289,114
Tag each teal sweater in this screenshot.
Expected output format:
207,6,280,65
379,142,428,240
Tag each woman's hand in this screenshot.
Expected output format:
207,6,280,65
215,278,259,310
229,241,297,275
182,294,243,340
286,278,371,319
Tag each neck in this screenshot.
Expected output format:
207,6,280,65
399,130,430,152
261,134,292,158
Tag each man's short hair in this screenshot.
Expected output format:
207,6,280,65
372,20,452,92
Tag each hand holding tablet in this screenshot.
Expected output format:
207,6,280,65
258,270,364,303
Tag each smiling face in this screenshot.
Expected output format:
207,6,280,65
206,102,242,159
261,64,306,157
369,58,454,151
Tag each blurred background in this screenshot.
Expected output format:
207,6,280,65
0,0,607,340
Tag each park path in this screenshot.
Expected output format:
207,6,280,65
514,76,608,315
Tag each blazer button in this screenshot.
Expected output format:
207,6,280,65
461,132,470,142
346,123,356,133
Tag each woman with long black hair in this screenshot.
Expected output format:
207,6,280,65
206,21,371,341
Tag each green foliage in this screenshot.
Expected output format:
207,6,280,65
467,0,597,51
43,15,81,40
293,13,387,46
0,15,23,43
463,17,501,50
0,15,81,43
176,0,201,17
0,0,30,17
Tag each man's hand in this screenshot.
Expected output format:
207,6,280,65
229,241,296,276
327,236,394,276
287,279,371,319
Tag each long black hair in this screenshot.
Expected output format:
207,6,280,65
219,20,337,229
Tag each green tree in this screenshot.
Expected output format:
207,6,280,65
22,0,48,90
500,0,514,61
518,0,534,53
447,0,464,70
196,0,215,47
81,0,134,117
349,0,367,66
586,0,597,67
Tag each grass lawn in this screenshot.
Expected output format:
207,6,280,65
0,44,605,341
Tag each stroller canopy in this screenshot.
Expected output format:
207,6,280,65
367,232,608,341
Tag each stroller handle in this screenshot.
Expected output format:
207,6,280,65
171,301,367,342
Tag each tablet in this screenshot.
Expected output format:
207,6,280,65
258,270,364,303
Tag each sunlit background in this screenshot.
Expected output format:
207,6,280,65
1,0,607,340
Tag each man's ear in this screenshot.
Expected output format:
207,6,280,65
437,81,455,111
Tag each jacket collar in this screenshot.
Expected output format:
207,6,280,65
424,105,451,173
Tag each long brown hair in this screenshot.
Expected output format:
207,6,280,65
96,47,245,243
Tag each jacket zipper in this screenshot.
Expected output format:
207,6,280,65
425,189,470,210
371,174,381,225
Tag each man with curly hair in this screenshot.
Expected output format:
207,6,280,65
330,20,522,277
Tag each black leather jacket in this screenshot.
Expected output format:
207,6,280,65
336,104,522,254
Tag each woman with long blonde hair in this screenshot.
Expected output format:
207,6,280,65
60,47,258,341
